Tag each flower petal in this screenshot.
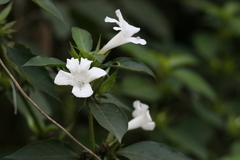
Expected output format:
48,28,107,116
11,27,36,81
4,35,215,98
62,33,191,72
54,70,74,86
126,37,147,45
141,121,156,131
105,16,118,23
79,58,92,72
66,58,80,74
115,9,125,25
71,83,93,98
87,67,107,82
128,115,145,130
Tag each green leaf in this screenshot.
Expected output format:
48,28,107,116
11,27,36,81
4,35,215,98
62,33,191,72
172,68,216,101
105,57,156,78
0,2,12,23
103,93,132,111
71,27,92,53
5,42,60,100
119,76,161,102
5,140,79,160
166,53,198,69
0,0,10,5
23,55,65,67
69,43,79,58
99,70,117,95
117,141,191,160
89,102,128,143
31,0,66,25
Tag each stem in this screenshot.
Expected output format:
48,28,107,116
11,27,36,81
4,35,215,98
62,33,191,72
0,59,101,160
88,106,96,152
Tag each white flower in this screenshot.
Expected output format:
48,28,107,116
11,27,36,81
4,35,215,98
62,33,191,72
54,58,107,98
98,9,146,54
128,100,155,131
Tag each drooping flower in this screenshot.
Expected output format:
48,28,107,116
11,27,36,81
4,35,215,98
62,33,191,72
128,100,155,131
98,9,146,54
54,58,107,98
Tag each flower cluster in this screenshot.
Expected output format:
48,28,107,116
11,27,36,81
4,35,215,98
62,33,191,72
54,9,155,132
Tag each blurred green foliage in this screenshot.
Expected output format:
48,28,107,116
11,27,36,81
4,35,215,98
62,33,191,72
1,0,240,160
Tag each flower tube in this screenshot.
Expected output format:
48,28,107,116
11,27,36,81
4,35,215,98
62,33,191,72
98,9,146,54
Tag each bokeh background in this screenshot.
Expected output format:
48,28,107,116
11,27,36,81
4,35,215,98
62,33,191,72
1,0,240,160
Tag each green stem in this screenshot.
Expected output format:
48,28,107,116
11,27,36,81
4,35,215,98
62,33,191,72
88,106,96,152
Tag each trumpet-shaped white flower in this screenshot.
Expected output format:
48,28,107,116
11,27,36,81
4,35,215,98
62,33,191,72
54,58,107,98
98,9,146,54
128,100,156,131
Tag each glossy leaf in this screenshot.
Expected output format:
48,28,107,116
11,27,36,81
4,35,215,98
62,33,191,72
105,57,156,78
5,140,78,160
89,102,128,143
72,27,92,53
32,0,66,25
23,55,65,67
117,141,191,160
5,42,60,100
172,68,216,101
0,0,10,5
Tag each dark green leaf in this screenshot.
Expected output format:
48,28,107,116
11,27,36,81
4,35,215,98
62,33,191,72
119,76,161,102
89,102,128,143
117,141,191,160
99,70,117,95
167,53,198,69
23,55,65,67
172,68,216,101
5,42,60,100
31,0,66,25
0,2,12,23
0,0,10,5
72,27,92,53
69,43,79,58
105,57,156,78
5,140,78,160
103,93,132,111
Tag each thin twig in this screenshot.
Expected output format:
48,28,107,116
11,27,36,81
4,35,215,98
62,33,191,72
0,58,101,160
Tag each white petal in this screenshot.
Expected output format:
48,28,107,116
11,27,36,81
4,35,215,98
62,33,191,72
87,67,107,82
71,83,93,98
66,58,79,74
123,25,140,37
141,122,156,131
126,37,147,45
133,100,141,109
128,115,145,130
113,27,122,31
105,16,118,23
132,101,149,117
79,58,92,72
54,70,74,86
115,9,125,24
